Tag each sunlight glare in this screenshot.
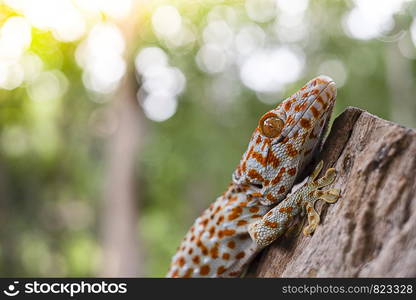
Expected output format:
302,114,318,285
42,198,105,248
235,24,266,57
27,70,68,102
6,0,86,42
76,23,126,94
0,16,31,61
196,44,228,74
276,0,309,15
343,0,409,40
245,0,277,23
240,47,304,93
203,20,234,49
141,92,178,122
0,62,24,90
152,5,182,39
135,47,169,76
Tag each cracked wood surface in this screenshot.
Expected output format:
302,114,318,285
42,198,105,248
247,107,416,277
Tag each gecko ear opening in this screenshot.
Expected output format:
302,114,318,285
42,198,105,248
259,114,284,138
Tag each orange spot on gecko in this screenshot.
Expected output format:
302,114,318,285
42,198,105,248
247,169,266,182
271,167,286,185
293,131,299,139
310,106,320,118
196,240,209,255
251,151,267,166
192,255,200,265
237,220,248,226
249,206,259,213
288,168,297,176
200,265,211,276
266,194,277,203
222,253,230,260
241,161,247,172
208,226,216,238
200,218,209,227
177,256,185,267
227,206,242,221
261,138,270,151
266,151,280,168
236,252,246,259
294,103,307,112
210,244,219,259
300,118,311,129
278,186,286,194
227,240,236,249
182,268,194,278
264,220,278,228
279,207,293,214
223,229,236,236
317,96,328,109
255,135,262,144
217,266,227,275
286,144,299,157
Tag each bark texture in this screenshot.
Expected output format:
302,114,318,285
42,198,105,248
248,107,416,277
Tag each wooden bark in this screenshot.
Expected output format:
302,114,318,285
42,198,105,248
248,107,416,277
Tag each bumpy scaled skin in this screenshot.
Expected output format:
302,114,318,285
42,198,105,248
167,76,340,278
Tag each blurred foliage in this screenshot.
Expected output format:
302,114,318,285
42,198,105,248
0,0,415,277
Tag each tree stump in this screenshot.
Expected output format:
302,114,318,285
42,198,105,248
248,107,416,277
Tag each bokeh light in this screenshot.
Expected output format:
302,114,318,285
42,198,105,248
76,22,126,95
343,0,410,40
27,70,68,102
135,46,186,122
240,47,305,93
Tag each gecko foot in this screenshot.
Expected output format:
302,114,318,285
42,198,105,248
303,162,341,236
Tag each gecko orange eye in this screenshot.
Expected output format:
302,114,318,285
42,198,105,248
260,116,284,138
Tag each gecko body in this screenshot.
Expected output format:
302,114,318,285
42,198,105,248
167,76,340,277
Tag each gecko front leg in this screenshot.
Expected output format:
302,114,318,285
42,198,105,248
248,161,341,248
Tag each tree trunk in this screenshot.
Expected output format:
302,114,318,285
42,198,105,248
100,1,146,277
248,107,416,277
100,69,144,277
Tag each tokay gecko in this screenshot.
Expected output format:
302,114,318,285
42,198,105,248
167,75,341,277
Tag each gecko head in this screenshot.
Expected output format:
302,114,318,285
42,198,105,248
233,75,337,204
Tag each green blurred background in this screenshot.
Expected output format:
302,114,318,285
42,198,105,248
0,0,415,277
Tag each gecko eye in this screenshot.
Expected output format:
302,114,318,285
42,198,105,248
259,116,284,138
